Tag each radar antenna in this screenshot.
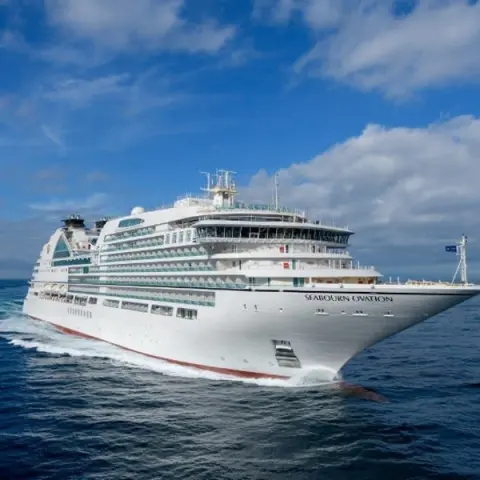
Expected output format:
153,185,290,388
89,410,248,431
200,169,237,208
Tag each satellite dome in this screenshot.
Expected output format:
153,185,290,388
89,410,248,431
131,206,145,215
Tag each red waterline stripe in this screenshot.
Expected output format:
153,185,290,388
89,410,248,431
27,316,289,380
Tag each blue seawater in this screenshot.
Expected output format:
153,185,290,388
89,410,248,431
0,279,479,479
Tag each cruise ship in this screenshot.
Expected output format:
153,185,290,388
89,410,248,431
22,170,480,381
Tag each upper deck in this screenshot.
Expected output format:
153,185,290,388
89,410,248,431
98,169,351,244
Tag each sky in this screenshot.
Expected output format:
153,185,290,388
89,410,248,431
1,0,480,280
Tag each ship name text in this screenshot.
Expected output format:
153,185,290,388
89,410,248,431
305,294,394,303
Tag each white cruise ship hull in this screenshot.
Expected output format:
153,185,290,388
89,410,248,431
22,285,479,381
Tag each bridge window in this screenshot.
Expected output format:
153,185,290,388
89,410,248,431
196,226,350,244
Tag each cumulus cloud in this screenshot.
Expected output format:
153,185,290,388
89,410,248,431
256,0,480,97
241,114,480,276
45,0,236,55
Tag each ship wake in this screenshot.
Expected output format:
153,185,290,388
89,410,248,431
0,314,339,389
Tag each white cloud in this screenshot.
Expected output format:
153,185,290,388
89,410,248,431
29,193,109,214
257,0,480,97
45,0,236,55
242,115,480,262
43,74,131,106
253,0,343,28
41,124,63,147
38,44,108,67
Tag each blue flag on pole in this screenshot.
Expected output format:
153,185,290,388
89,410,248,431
445,245,457,253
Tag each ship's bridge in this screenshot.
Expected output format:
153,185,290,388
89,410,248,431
193,219,352,245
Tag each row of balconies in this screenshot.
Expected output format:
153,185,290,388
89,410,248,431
101,249,207,263
70,288,216,307
97,249,349,266
84,265,215,274
70,278,245,289
102,238,165,252
104,226,156,243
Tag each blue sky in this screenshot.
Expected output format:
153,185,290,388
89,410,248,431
1,0,480,279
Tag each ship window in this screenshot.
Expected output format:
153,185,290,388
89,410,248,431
53,236,71,259
103,299,120,308
179,232,184,243
176,308,197,319
122,301,148,313
172,233,177,243
118,218,144,229
151,305,173,316
186,230,192,242
195,226,351,244
165,234,170,245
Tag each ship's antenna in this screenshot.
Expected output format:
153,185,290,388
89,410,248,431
200,172,212,197
274,173,279,210
451,234,468,284
218,169,236,188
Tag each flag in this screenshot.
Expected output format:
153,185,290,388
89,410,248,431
445,245,457,253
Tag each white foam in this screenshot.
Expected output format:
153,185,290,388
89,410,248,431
1,313,338,388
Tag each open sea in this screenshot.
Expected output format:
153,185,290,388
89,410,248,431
1,279,479,479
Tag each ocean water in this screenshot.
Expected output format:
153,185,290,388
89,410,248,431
0,280,479,480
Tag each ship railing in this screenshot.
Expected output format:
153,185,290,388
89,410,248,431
99,250,208,264
213,203,306,216
196,236,348,245
374,278,473,287
194,214,349,231
404,279,470,287
244,263,375,271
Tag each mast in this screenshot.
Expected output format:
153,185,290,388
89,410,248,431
274,173,279,210
459,234,468,284
200,172,212,197
451,234,468,284
201,169,237,207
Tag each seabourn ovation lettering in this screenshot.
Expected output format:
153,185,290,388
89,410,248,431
305,294,394,303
